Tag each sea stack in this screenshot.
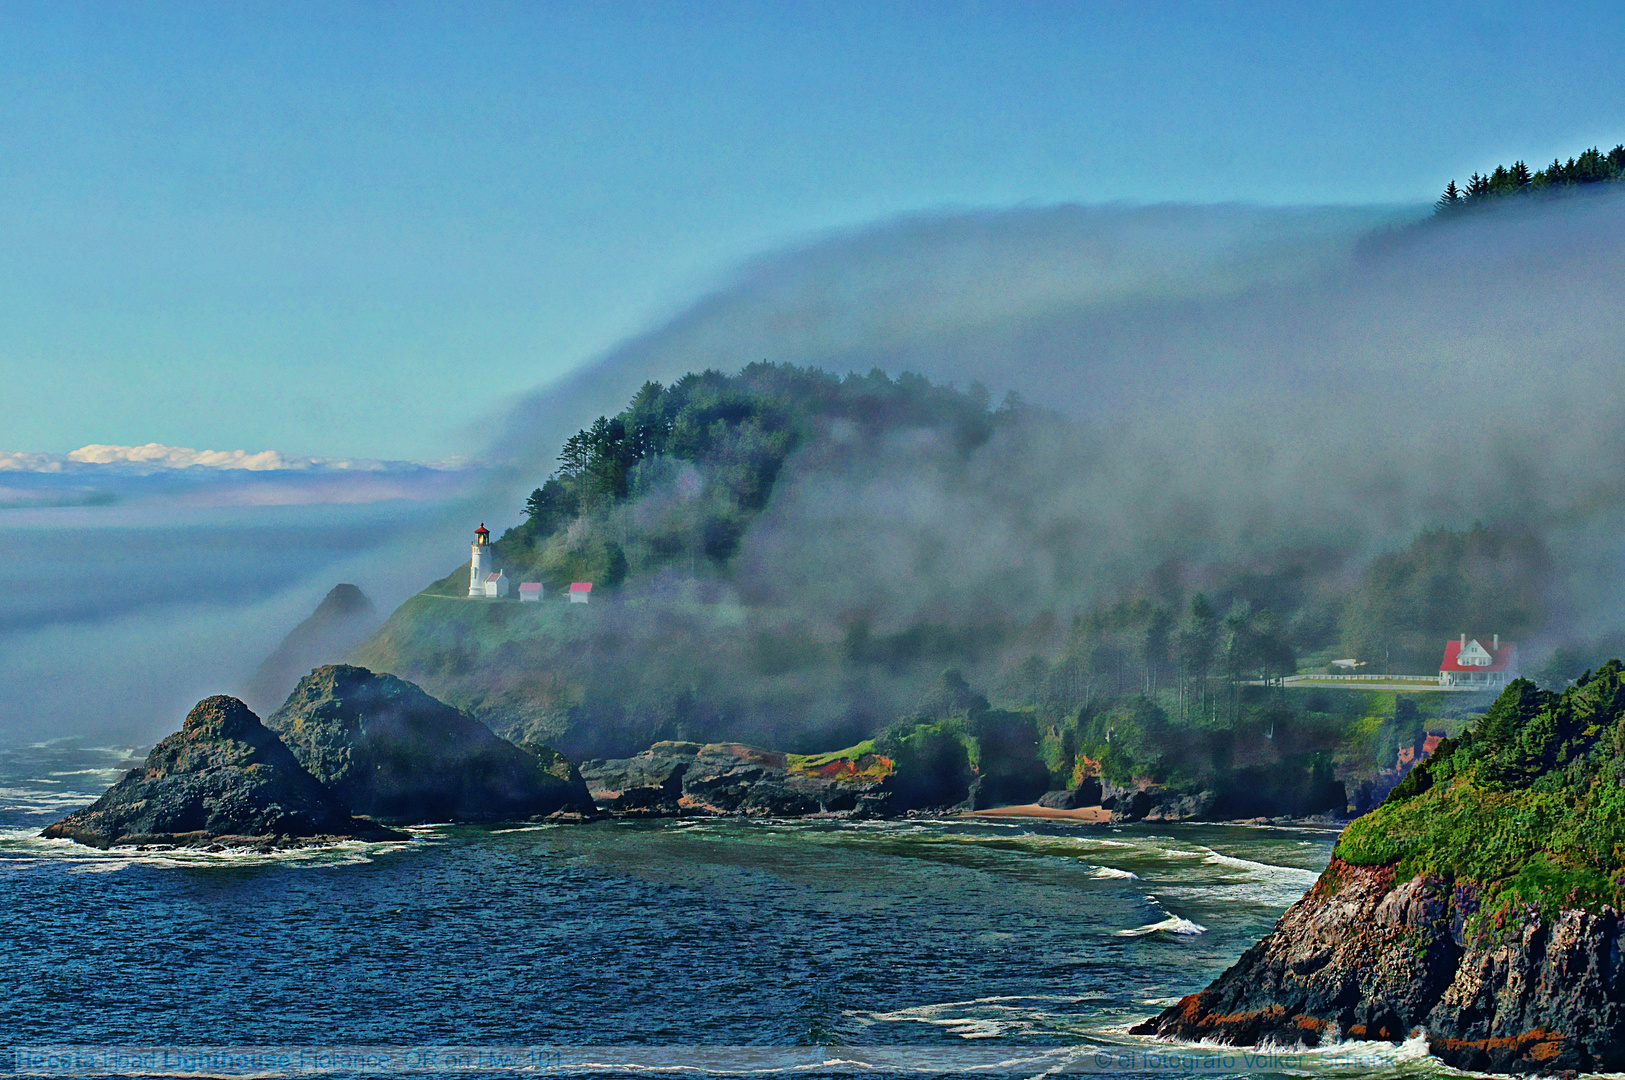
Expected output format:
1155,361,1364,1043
265,664,596,823
42,695,403,849
241,583,379,714
1133,667,1625,1074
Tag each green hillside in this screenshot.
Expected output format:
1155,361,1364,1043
1338,666,1625,933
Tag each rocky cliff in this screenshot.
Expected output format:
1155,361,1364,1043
42,696,403,849
1134,668,1625,1073
1133,858,1625,1072
581,741,892,817
266,664,595,823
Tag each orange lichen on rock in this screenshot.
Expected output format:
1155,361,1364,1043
1427,1028,1568,1069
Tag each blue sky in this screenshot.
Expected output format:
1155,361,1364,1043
1,1,1622,460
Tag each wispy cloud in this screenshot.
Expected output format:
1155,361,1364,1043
0,443,474,474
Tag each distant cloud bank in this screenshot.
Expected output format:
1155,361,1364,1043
0,443,472,474
0,442,480,510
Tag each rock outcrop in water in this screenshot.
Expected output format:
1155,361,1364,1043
1134,669,1625,1074
1133,858,1625,1073
581,741,892,817
42,696,402,849
266,665,595,823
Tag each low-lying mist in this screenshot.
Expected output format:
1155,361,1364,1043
19,192,1625,756
360,191,1625,757
496,195,1625,591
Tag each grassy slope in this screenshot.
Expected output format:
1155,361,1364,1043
348,577,840,756
1336,665,1625,929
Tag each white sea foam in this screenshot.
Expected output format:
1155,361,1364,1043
899,830,1156,865
1105,1029,1452,1077
0,827,422,869
1200,848,1321,884
1115,915,1208,937
0,784,100,813
858,995,1102,1041
1090,865,1139,879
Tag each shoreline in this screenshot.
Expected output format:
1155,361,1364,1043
959,803,1112,823
956,804,1350,828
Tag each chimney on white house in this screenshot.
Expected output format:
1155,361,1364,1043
1494,634,1500,650
1460,633,1466,648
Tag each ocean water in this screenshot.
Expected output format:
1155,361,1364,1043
0,493,468,747
0,744,1454,1078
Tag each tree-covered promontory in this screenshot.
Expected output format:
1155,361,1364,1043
494,363,1004,589
353,362,1557,815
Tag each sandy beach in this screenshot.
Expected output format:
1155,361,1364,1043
961,803,1111,823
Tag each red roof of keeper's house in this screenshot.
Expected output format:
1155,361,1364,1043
1440,639,1517,673
569,582,592,593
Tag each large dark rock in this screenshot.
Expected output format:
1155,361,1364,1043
1132,859,1625,1073
42,696,402,849
1038,777,1104,810
1101,780,1215,822
579,741,697,815
265,665,595,823
581,741,891,817
681,743,850,816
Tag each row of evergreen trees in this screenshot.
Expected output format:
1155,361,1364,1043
1003,595,1296,725
1436,144,1625,214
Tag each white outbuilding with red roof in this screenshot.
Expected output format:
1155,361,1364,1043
568,582,592,604
518,582,543,602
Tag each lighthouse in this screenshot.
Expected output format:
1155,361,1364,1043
468,523,492,597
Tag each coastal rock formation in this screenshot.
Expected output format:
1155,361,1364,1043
42,696,402,848
1136,669,1625,1073
1131,860,1455,1046
266,665,595,823
1037,777,1103,810
581,741,891,817
1133,860,1625,1072
1102,780,1216,822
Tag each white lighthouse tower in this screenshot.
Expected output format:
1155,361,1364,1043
468,523,492,597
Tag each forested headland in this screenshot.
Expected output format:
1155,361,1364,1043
345,361,1609,817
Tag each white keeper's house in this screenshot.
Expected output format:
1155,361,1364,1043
1439,634,1518,688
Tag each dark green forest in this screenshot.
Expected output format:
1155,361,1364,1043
1435,143,1625,214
